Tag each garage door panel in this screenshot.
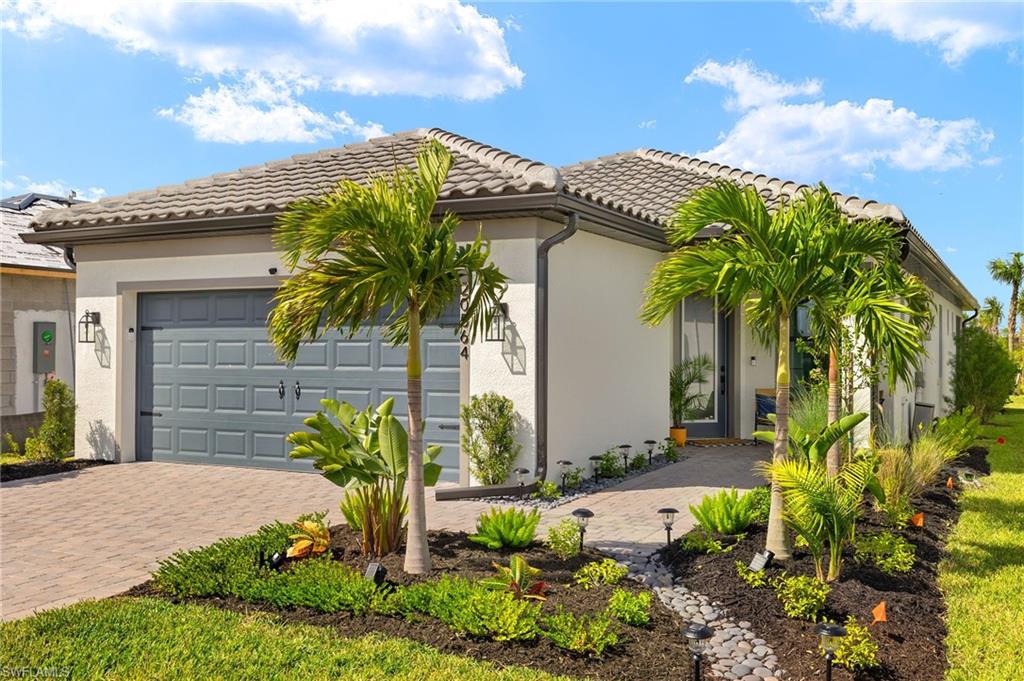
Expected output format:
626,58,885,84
335,340,372,369
214,341,247,367
214,430,247,456
253,386,288,414
214,385,247,412
254,342,286,368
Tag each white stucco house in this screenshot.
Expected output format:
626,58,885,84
22,129,976,492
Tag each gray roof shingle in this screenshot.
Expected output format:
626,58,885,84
1,194,76,271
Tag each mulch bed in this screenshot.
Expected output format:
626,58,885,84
0,458,113,482
125,526,692,681
658,448,990,681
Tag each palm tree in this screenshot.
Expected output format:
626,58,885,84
988,253,1024,353
268,141,508,574
810,260,933,477
979,296,1004,337
642,181,901,559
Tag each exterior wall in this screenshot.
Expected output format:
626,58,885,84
546,228,671,472
732,306,777,440
0,272,76,422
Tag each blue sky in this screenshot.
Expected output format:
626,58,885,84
2,1,1022,309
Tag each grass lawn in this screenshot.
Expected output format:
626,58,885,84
0,597,570,681
939,396,1024,681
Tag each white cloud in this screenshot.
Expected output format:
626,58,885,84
812,1,1023,65
2,173,106,201
685,60,821,111
687,60,994,182
639,119,657,130
945,246,958,253
157,75,385,144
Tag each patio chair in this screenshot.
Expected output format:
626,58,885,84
755,388,776,433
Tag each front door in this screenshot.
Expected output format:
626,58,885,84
679,296,729,438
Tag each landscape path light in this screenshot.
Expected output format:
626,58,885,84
644,439,656,466
571,508,593,552
683,621,714,680
588,455,603,481
513,467,530,498
618,444,631,474
658,507,679,547
815,621,847,681
556,459,573,493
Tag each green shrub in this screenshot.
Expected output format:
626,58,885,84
828,616,879,671
468,507,540,550
772,574,829,620
2,432,21,456
689,488,754,535
951,326,1017,422
564,467,585,489
854,532,916,574
875,431,953,528
659,439,679,463
735,561,768,588
932,407,981,457
573,559,628,590
401,575,477,623
545,518,581,560
26,379,75,461
629,453,647,471
531,480,560,501
596,449,625,478
605,589,650,626
541,609,618,656
745,486,771,524
679,530,730,555
480,555,546,601
402,576,540,641
461,392,521,485
251,558,378,614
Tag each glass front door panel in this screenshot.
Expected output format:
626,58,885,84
681,296,717,423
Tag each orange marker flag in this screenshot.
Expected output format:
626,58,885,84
910,512,925,527
871,600,887,626
946,476,955,490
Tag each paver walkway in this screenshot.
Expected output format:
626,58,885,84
0,446,765,621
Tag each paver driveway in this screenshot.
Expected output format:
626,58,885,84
0,446,765,620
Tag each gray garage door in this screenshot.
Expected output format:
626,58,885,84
136,290,461,479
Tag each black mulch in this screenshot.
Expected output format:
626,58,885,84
0,458,113,482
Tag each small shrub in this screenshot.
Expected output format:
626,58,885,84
401,575,477,623
2,432,20,456
541,609,619,656
403,576,540,641
828,616,879,671
469,507,540,550
480,555,546,601
951,325,1017,422
772,574,829,620
252,558,378,614
660,439,680,463
854,532,916,574
679,530,730,555
545,518,581,560
286,517,330,559
564,467,585,490
605,588,651,626
735,561,768,588
26,379,75,461
461,392,521,485
629,453,647,471
531,480,560,501
689,488,754,535
745,486,771,524
597,449,625,478
573,559,628,590
931,407,981,457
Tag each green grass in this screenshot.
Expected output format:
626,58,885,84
940,397,1024,681
0,597,570,681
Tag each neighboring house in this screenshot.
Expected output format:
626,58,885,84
23,129,976,491
1,193,79,446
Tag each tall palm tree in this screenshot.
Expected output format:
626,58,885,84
988,253,1024,353
979,296,1004,337
810,260,933,477
269,141,508,574
642,181,900,559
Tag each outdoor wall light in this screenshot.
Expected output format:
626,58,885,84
658,507,679,547
485,302,510,342
571,508,594,552
816,622,847,681
644,439,657,466
556,459,573,493
78,310,100,344
513,467,530,498
589,455,604,482
683,621,714,680
750,355,757,366
618,444,631,473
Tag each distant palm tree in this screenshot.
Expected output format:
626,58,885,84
988,253,1024,353
269,141,508,574
979,296,1004,337
642,181,902,559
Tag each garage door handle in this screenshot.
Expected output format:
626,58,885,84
438,423,459,431
278,380,285,400
294,381,301,400
139,410,162,417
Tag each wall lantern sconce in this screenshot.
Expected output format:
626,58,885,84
658,507,678,547
571,508,594,552
816,621,848,681
485,302,510,342
588,455,604,482
513,467,530,498
556,459,573,493
644,440,657,466
78,310,100,344
683,621,714,680
749,355,757,366
618,444,631,474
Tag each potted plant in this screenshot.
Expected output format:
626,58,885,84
669,354,712,446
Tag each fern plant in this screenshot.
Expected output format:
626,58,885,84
689,488,755,535
468,507,540,550
481,555,546,600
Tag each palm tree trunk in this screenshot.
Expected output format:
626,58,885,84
403,302,432,574
766,313,793,560
1009,285,1019,355
826,344,841,478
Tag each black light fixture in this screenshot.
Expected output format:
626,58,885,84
816,622,847,681
365,562,387,587
556,459,573,494
658,507,679,547
571,508,594,552
618,444,631,474
748,549,774,573
644,439,657,466
258,548,286,572
485,302,509,342
683,621,714,680
588,455,603,482
78,310,100,344
513,467,530,498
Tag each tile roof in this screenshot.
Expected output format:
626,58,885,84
560,148,906,227
30,129,561,231
1,194,77,271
